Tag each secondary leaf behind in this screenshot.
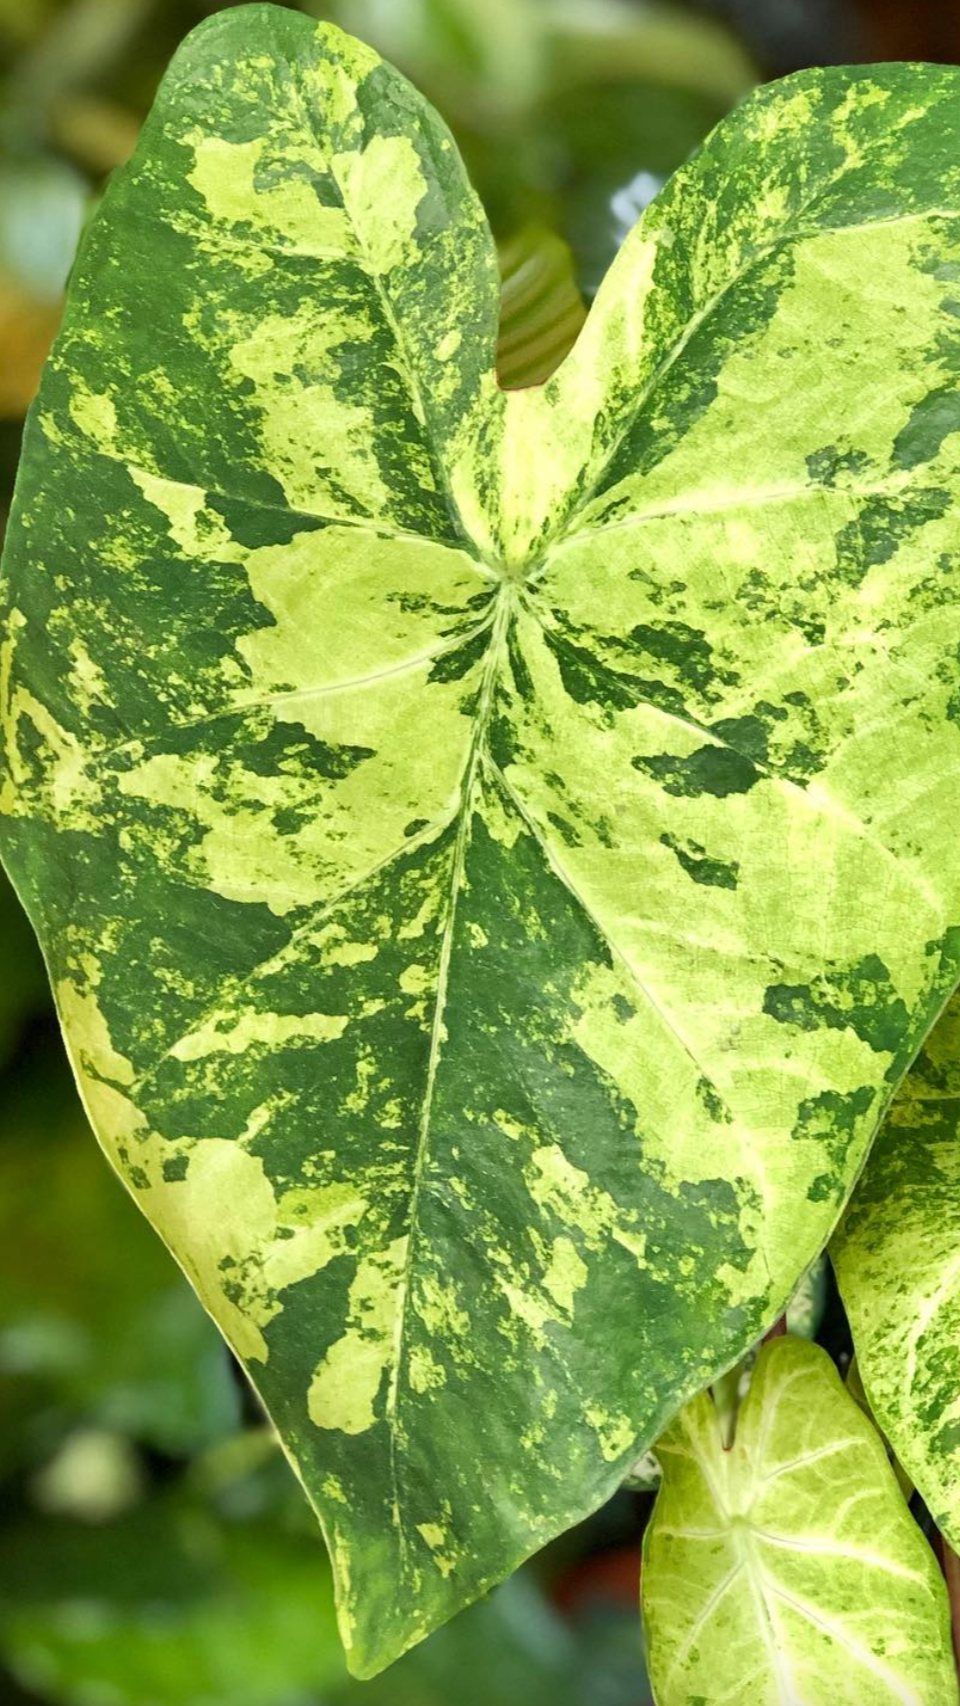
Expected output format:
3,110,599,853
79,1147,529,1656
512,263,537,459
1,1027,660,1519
833,990,960,1549
642,1336,958,1706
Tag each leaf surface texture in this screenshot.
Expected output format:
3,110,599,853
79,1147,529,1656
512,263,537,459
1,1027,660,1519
5,8,960,1671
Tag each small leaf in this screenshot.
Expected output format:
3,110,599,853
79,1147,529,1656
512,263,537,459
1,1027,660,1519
7,11,960,1673
642,1336,957,1706
833,990,960,1548
496,225,586,388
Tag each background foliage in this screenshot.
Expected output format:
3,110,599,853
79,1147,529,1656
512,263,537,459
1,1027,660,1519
1,2,958,1702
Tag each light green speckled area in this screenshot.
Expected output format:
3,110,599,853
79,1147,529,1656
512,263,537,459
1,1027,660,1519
643,1336,957,1706
5,7,960,1674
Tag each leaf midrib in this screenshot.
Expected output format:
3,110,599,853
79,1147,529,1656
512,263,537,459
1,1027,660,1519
383,581,515,1557
483,749,732,1113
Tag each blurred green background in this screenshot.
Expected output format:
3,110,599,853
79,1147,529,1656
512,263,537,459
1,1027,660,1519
0,3,957,1702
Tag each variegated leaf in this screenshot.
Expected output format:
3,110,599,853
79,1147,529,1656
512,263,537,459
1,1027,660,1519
5,7,960,1674
833,990,960,1549
642,1336,957,1706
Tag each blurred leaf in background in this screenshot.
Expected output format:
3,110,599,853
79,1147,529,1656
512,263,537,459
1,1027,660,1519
0,1489,347,1706
0,0,152,423
0,1054,241,1470
0,1446,651,1706
0,155,84,417
496,224,586,387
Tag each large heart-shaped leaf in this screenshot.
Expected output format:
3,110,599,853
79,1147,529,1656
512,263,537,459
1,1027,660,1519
833,990,960,1546
642,1336,957,1706
5,6,960,1673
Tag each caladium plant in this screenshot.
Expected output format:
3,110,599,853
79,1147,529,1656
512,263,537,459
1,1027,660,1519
644,1337,957,1706
4,4,960,1696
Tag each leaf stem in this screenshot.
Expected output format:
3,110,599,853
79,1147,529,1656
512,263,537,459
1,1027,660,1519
712,1362,743,1450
